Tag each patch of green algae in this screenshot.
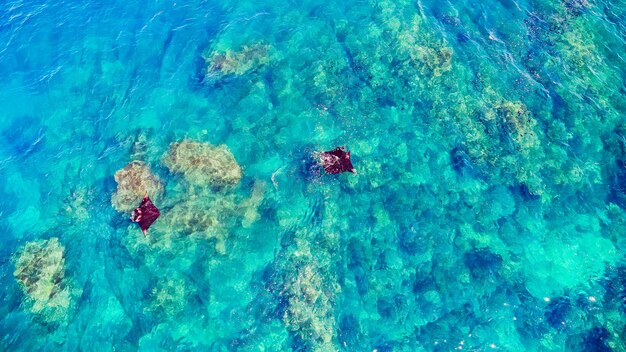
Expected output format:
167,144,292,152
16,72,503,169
13,238,72,323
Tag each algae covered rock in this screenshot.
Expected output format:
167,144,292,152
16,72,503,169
495,100,540,154
111,161,163,212
13,237,71,322
144,277,190,317
163,140,242,187
203,43,271,81
395,15,454,79
160,194,237,254
281,262,339,350
63,186,94,221
239,181,266,228
154,181,264,254
267,222,341,351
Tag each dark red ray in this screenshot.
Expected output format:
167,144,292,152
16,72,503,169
319,146,356,175
130,195,160,236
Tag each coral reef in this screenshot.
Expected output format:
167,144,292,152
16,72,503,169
239,181,266,228
581,327,611,352
204,43,271,81
163,140,242,188
463,248,503,280
143,180,265,254
273,234,340,352
158,192,238,254
144,277,190,317
13,238,71,322
62,186,94,222
495,100,540,154
111,161,163,212
400,15,453,78
544,297,571,330
3,0,626,349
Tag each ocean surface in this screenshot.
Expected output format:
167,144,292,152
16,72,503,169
0,0,625,350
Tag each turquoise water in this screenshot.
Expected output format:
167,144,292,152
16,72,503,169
1,0,625,350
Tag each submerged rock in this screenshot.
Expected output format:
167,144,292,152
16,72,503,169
239,181,266,228
13,237,71,322
153,181,263,253
144,277,190,317
545,296,571,330
562,0,590,17
161,194,236,254
203,43,271,82
111,161,163,212
398,15,454,78
63,186,94,222
163,140,242,188
281,261,339,351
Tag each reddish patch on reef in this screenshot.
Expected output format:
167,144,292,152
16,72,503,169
131,195,160,236
319,146,357,175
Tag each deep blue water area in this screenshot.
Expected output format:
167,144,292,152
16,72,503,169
1,0,625,350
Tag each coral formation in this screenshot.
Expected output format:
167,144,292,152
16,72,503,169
3,0,626,349
263,190,344,351
163,140,242,188
400,16,453,78
463,248,503,279
204,43,271,80
142,179,265,254
239,181,266,228
158,193,237,254
13,238,71,322
144,277,190,317
62,186,94,222
111,161,163,212
281,261,339,351
544,297,571,330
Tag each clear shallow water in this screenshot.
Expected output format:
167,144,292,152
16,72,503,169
0,0,625,350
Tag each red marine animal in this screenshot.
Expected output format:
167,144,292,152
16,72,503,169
317,146,357,175
130,194,160,236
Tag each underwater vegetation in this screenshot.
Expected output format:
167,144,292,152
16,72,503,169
163,140,243,188
261,195,342,352
280,258,339,351
156,190,238,254
119,139,261,254
12,238,72,323
203,43,273,84
143,276,190,318
111,161,163,212
1,0,625,350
